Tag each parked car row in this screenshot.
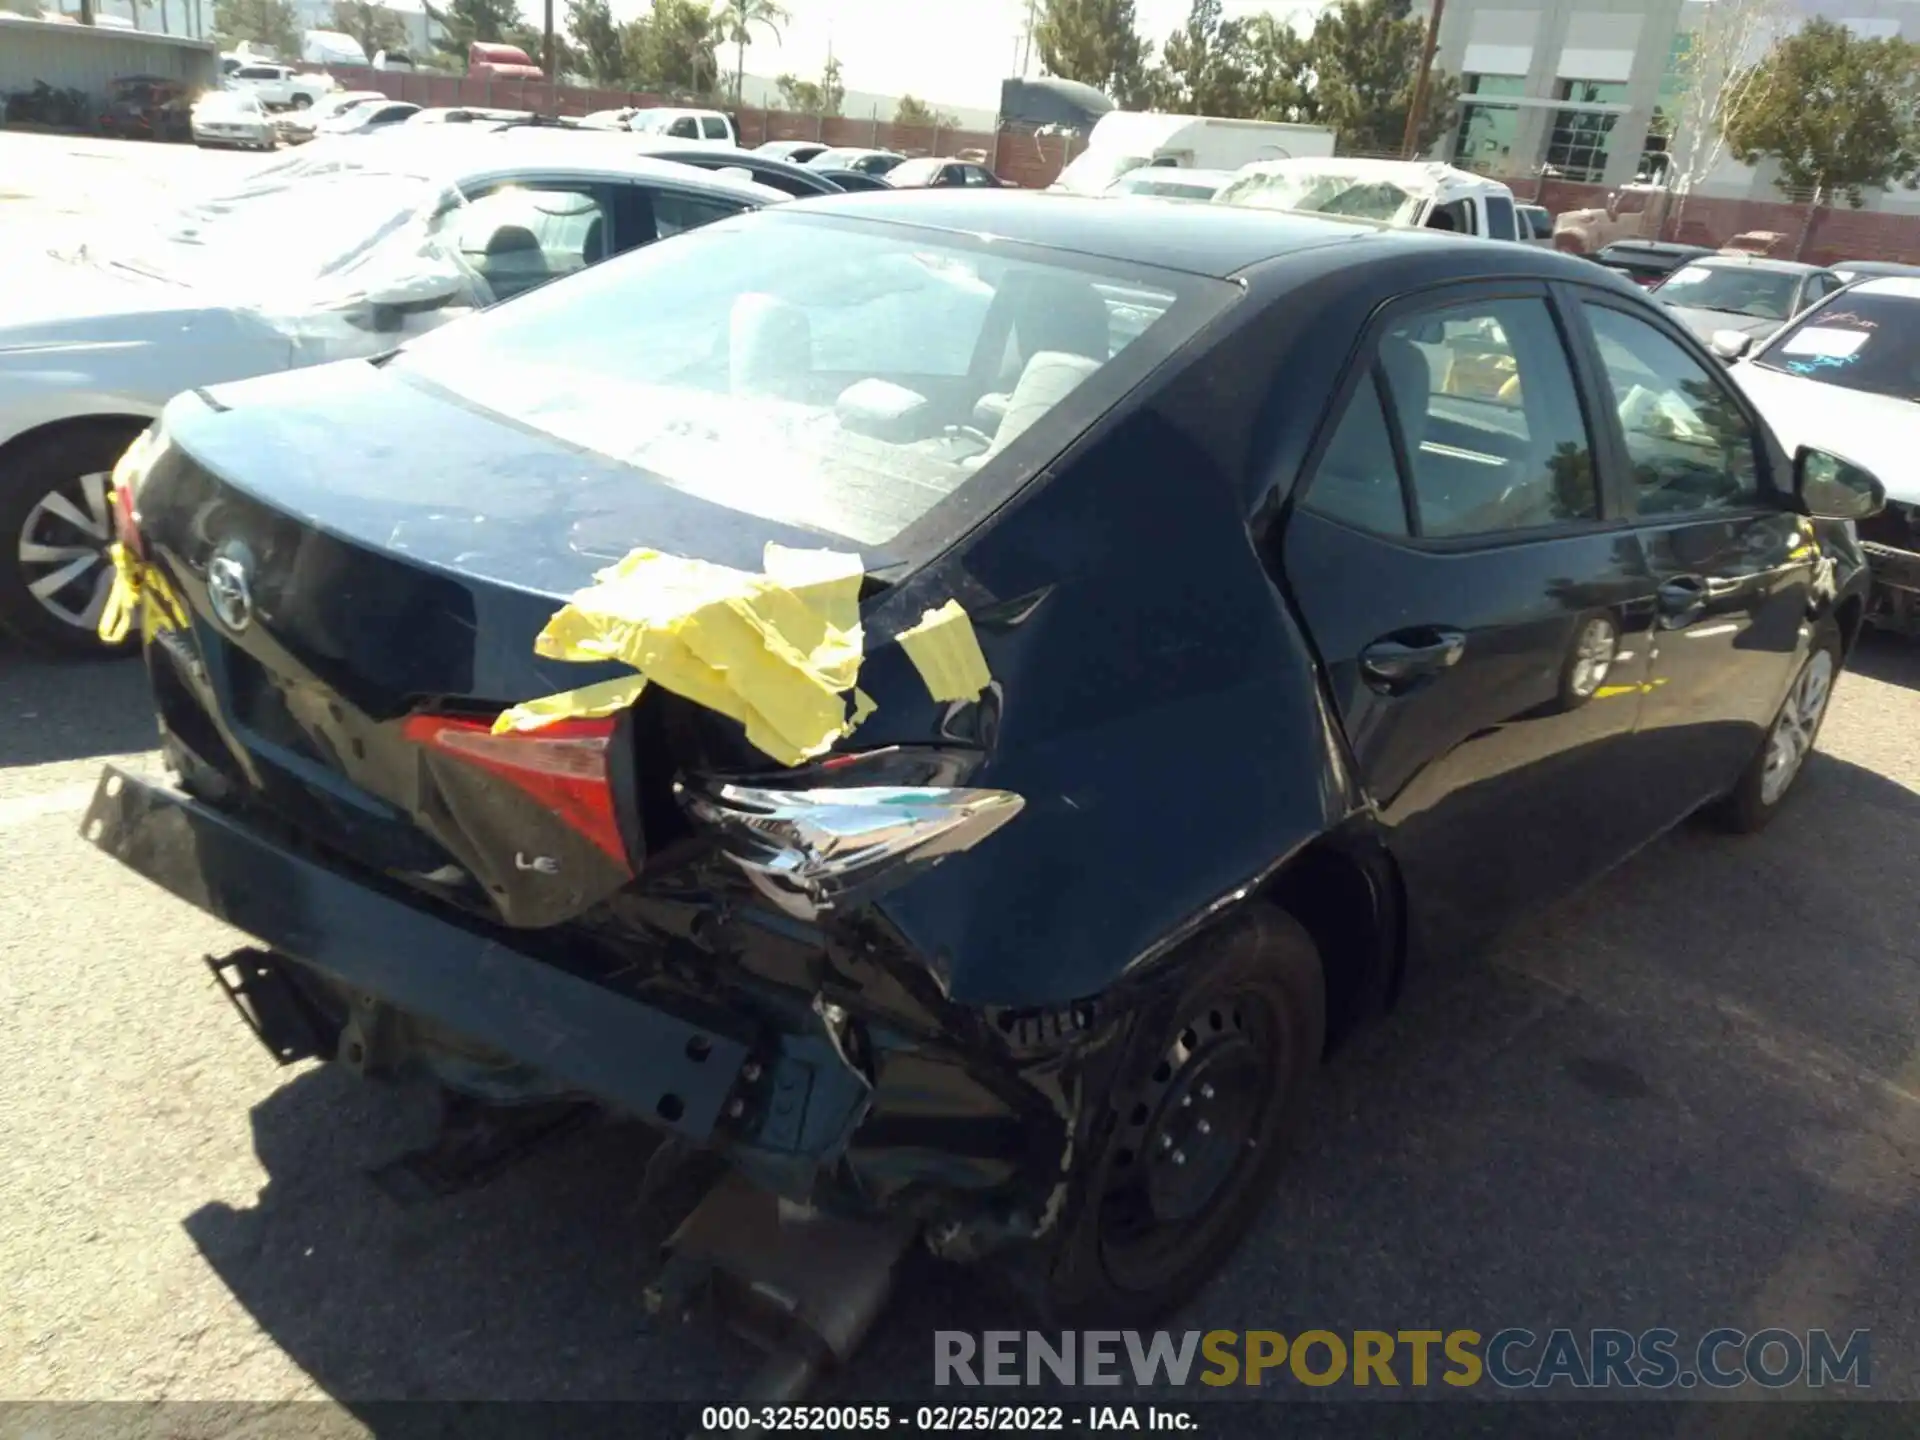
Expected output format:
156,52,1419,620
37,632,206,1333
51,180,1893,1343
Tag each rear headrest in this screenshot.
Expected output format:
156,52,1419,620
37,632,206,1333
1006,271,1111,363
974,350,1103,464
730,293,811,399
484,224,540,256
1376,334,1432,450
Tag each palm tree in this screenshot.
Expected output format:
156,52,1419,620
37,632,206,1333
715,0,787,107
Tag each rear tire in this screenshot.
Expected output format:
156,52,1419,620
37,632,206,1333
1708,621,1842,833
1031,905,1325,1325
0,422,146,658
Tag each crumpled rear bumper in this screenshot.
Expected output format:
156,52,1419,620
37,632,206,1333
82,765,851,1147
81,765,1081,1250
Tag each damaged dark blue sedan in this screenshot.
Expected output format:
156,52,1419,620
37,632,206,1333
87,192,1884,1334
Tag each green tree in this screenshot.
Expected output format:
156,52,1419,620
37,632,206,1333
626,0,721,95
776,53,842,115
213,0,300,55
422,0,522,61
1151,0,1263,115
1033,0,1155,109
1722,18,1920,207
331,0,409,57
1241,12,1314,122
894,94,957,127
1308,0,1458,154
715,0,786,106
565,0,628,81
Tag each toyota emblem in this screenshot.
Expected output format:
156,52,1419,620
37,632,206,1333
206,541,256,633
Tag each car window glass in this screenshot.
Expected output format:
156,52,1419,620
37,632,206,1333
1485,194,1517,241
652,191,746,240
1378,298,1599,536
391,218,1203,548
1582,303,1762,516
442,185,611,301
667,116,699,138
701,116,729,139
1303,370,1411,536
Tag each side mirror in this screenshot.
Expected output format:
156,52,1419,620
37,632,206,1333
1794,445,1885,522
353,271,467,332
1709,329,1753,362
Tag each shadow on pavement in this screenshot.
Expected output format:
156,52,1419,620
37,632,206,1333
178,757,1920,1423
1847,631,1920,690
0,645,153,766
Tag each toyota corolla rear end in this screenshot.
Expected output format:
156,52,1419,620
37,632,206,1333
85,203,1237,1282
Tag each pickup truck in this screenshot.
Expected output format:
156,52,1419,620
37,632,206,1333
1215,158,1526,242
225,63,337,111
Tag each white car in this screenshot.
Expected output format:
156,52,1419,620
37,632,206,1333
275,88,388,143
628,107,736,146
224,62,337,111
1723,276,1920,637
190,90,276,150
0,136,784,653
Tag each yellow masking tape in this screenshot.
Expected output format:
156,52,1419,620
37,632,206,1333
97,540,141,646
491,674,650,735
514,544,872,766
97,535,186,645
896,599,992,703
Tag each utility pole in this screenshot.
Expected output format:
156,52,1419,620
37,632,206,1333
1401,0,1445,158
543,0,556,82
1018,0,1038,76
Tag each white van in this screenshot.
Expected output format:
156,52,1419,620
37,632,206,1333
301,29,370,66
1214,158,1523,242
1051,112,1337,196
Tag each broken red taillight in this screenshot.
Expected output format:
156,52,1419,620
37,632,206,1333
113,481,143,559
401,714,630,868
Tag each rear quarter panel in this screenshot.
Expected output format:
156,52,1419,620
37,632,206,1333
852,329,1363,1008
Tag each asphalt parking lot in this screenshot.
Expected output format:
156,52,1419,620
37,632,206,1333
4,133,1920,1430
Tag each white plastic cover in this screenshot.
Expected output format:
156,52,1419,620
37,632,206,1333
74,147,502,363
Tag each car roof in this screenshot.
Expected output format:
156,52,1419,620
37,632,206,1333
782,188,1589,279
1834,259,1920,274
627,143,838,186
1598,240,1710,256
303,132,788,203
1691,253,1829,274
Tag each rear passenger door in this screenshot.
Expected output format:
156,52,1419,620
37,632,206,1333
1571,291,1818,816
1281,283,1663,957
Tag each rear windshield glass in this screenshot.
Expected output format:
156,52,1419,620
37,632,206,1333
1754,289,1920,400
390,212,1217,548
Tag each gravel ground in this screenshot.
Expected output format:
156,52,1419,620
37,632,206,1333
3,133,1920,1435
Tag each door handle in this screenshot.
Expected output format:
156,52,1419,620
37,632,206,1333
1360,627,1468,694
1656,575,1708,625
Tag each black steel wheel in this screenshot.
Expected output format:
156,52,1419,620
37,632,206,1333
1035,905,1325,1324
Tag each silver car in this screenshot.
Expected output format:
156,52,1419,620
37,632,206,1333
191,90,276,151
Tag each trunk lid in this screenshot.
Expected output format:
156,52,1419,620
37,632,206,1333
141,363,894,929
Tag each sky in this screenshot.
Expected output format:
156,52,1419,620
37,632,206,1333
606,0,1331,114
